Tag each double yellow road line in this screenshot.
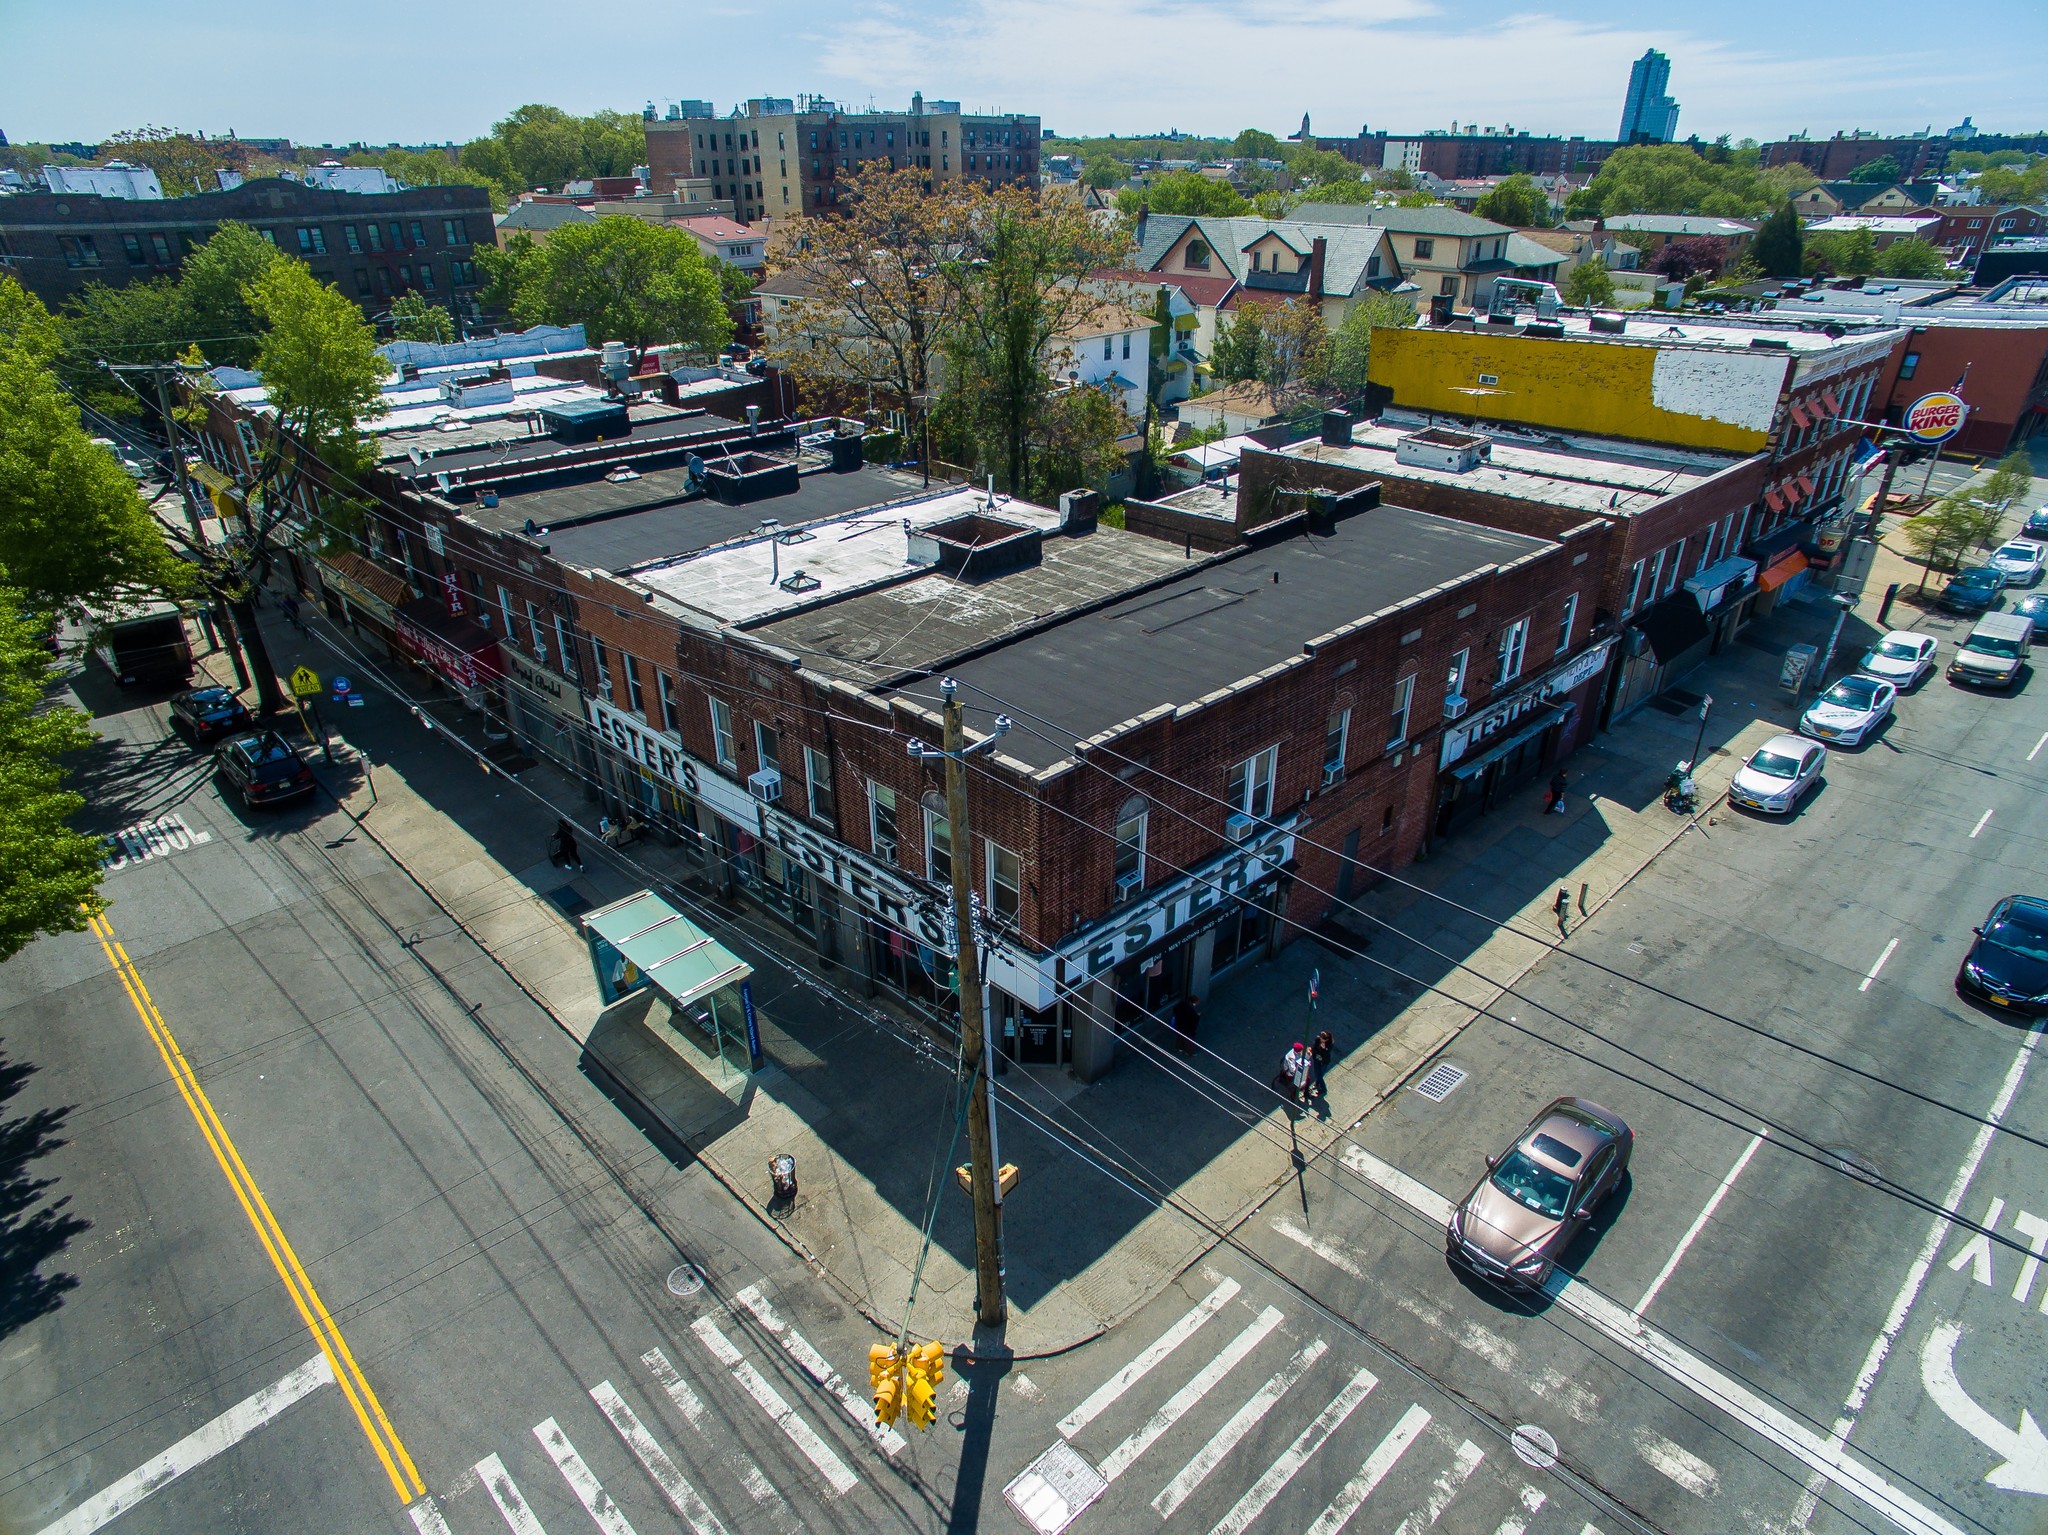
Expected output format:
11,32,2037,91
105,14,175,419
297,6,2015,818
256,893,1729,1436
87,910,425,1504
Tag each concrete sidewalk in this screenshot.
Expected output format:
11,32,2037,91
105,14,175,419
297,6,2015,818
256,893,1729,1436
203,587,1851,1356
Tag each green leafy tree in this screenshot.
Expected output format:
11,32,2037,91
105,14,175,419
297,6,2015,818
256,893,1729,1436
390,291,457,343
0,597,107,959
1259,298,1331,410
1324,289,1416,399
495,217,732,351
1971,159,2048,204
1376,166,1415,190
1287,149,1365,190
475,230,544,314
1576,143,1789,218
1562,258,1616,307
1211,307,1266,384
1394,189,1441,207
1473,174,1549,228
1291,178,1375,207
173,223,293,369
0,280,187,611
1847,155,1902,185
1082,154,1129,190
1875,238,1950,280
1805,227,1878,277
99,126,243,195
1231,129,1282,161
1027,385,1129,503
1116,172,1250,217
457,104,647,198
1905,491,2003,580
1752,202,1805,277
352,147,497,198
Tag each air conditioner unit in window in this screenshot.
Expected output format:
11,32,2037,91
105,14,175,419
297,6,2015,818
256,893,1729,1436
1443,693,1469,721
1115,870,1143,902
747,767,782,804
1321,764,1344,788
1225,812,1256,843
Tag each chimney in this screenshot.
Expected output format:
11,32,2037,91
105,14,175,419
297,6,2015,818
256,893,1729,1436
1134,209,1148,250
1308,236,1327,295
1320,408,1353,446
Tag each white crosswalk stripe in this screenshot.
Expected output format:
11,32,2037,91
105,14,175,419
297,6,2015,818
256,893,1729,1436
1152,1338,1329,1518
692,1316,859,1496
642,1346,795,1527
1060,1277,1242,1438
1488,1485,1549,1535
1206,1365,1379,1535
476,1452,550,1535
408,1498,458,1535
589,1381,728,1535
533,1417,639,1535
1098,1305,1283,1482
734,1283,910,1456
1303,1403,1431,1535
1390,1437,1486,1535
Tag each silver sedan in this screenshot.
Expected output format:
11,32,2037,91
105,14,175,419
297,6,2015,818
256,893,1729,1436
1730,733,1827,815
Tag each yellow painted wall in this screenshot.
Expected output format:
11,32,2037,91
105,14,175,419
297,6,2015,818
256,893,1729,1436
1368,328,1778,453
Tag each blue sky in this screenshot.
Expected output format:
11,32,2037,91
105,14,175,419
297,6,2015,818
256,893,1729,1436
2,0,2040,147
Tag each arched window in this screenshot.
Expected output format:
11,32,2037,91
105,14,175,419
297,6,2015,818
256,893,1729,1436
1184,240,1210,269
1114,796,1147,897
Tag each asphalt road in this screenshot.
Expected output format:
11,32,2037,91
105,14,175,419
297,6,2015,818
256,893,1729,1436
1236,580,2048,1535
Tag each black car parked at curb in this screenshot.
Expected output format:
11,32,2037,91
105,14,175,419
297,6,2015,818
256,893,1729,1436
168,685,253,744
214,731,317,807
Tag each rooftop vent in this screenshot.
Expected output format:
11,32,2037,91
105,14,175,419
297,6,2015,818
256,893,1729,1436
1749,336,1792,350
1394,426,1491,474
1589,313,1627,334
907,514,1044,581
702,451,801,505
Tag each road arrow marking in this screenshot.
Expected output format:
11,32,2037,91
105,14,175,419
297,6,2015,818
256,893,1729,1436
1921,1321,2048,1494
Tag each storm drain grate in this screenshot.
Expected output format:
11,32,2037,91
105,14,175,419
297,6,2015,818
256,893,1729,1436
1412,1061,1469,1103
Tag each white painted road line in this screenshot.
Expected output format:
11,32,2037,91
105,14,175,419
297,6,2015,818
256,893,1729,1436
1859,939,1900,993
408,1498,458,1535
1486,1485,1547,1535
35,1354,333,1535
641,1346,789,1521
534,1418,638,1535
1302,1404,1430,1535
1340,1143,1456,1227
734,1283,908,1455
1971,807,1995,839
1636,1130,1770,1315
590,1381,728,1535
1391,1437,1485,1535
1635,1429,1720,1497
692,1316,859,1496
1341,1142,1975,1535
1208,1366,1378,1535
1153,1338,1328,1518
477,1452,550,1535
1098,1306,1283,1482
1059,1276,1241,1438
2030,731,2047,762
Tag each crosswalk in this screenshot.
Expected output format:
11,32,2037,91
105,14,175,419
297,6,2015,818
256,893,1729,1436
1005,1274,1583,1535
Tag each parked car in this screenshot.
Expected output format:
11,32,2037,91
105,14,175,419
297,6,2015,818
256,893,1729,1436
1800,674,1896,746
1857,630,1939,687
1956,895,2048,1015
1729,733,1826,814
2025,506,2048,540
214,731,317,807
168,685,252,744
1940,566,2007,615
1948,612,2035,689
1990,539,2047,587
1447,1096,1633,1287
2013,592,2048,637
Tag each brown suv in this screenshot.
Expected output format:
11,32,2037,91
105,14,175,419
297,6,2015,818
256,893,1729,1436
1447,1096,1632,1287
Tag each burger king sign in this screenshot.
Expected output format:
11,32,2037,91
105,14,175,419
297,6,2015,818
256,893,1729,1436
1901,391,1968,445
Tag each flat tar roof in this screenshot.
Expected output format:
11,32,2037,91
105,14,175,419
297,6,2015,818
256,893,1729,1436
898,502,1551,770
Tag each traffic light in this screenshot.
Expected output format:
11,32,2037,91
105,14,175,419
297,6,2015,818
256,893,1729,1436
904,1340,946,1431
869,1344,904,1428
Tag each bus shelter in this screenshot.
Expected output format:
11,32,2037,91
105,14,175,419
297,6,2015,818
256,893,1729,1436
581,890,760,1087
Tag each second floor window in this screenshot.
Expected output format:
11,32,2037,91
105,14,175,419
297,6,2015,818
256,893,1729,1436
1114,801,1146,892
624,656,645,716
1413,238,1435,259
709,698,736,769
1387,676,1413,750
924,795,951,883
1325,707,1353,782
804,746,834,825
1557,594,1578,653
658,671,678,733
754,722,780,775
988,844,1022,926
869,783,899,863
1497,618,1529,685
1227,746,1277,820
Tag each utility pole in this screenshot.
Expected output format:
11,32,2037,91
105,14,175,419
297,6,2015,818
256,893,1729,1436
909,680,1013,1328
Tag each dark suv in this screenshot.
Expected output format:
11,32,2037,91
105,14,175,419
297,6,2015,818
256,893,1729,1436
168,685,252,744
215,731,316,807
1939,566,2007,616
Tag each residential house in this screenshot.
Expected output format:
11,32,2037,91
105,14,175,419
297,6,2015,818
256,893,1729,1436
677,215,766,273
1087,270,1227,402
1295,204,1526,310
1802,215,1944,252
1130,212,1402,329
1057,303,1154,418
1178,380,1286,436
496,200,599,245
1599,214,1757,258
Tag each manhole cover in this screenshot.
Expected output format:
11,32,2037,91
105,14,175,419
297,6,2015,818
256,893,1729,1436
1512,1423,1559,1469
1827,1149,1882,1186
1412,1062,1468,1103
665,1263,705,1298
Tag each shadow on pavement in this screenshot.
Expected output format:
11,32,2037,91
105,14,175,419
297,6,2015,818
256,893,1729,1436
0,1040,90,1344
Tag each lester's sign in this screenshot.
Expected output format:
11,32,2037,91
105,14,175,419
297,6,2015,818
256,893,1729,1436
1901,391,1967,445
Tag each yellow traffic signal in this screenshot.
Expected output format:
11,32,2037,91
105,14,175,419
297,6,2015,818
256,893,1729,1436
904,1340,946,1431
869,1344,904,1427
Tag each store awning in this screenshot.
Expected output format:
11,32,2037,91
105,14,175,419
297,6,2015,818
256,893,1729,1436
1635,592,1713,664
1683,555,1757,613
583,891,752,1010
1757,548,1812,592
1449,704,1567,781
1764,487,1785,513
394,597,501,690
1748,520,1816,564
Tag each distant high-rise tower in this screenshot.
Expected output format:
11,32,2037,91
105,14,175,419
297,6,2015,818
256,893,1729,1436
1618,49,1680,144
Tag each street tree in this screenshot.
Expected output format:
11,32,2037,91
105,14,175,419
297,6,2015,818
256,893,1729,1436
492,217,732,352
0,596,108,960
173,224,293,369
1116,173,1250,218
1572,144,1791,219
763,162,971,451
1473,174,1549,228
1562,257,1616,307
1905,490,2004,581
1752,202,1805,277
390,292,457,343
1211,307,1267,384
1324,289,1417,401
938,186,1130,495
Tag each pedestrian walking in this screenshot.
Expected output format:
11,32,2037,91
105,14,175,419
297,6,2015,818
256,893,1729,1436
281,594,301,629
552,817,584,871
1170,993,1202,1057
1308,1029,1334,1099
1554,885,1571,936
1281,1041,1311,1104
1545,769,1568,815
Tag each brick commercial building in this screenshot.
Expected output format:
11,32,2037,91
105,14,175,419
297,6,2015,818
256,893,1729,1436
1316,126,1621,180
0,174,496,321
192,349,1615,1083
1761,135,1949,181
643,93,1039,223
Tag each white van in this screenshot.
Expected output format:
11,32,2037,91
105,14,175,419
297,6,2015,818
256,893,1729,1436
1949,612,2035,690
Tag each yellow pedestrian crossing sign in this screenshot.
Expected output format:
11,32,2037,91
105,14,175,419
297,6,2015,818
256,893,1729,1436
290,666,323,697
